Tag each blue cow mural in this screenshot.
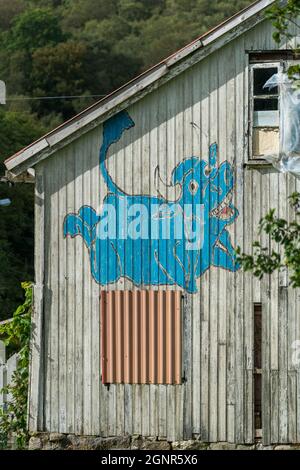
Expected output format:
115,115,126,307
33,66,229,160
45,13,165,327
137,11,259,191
63,110,239,293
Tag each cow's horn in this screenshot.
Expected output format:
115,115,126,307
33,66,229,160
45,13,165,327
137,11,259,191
154,165,181,201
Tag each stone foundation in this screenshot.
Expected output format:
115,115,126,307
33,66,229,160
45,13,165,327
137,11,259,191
28,433,300,450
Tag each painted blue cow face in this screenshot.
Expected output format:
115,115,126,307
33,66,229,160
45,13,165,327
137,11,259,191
64,110,240,293
209,162,236,220
169,144,237,226
171,157,201,205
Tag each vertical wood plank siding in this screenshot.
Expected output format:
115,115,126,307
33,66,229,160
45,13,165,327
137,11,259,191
30,18,300,443
101,290,182,384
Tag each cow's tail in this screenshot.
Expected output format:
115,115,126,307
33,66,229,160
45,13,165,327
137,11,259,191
100,111,135,195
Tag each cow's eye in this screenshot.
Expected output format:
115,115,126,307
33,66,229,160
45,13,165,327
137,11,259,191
189,180,198,195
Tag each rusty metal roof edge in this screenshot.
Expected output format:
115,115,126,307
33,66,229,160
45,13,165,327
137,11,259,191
4,0,276,175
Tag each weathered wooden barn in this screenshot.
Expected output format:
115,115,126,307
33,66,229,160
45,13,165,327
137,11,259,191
4,0,300,448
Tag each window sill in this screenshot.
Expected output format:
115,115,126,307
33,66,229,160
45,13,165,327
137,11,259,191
244,159,273,169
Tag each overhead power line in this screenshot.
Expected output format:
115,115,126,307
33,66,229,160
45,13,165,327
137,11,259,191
6,94,106,101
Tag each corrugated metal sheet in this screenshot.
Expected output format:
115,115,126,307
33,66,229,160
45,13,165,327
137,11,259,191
101,290,182,385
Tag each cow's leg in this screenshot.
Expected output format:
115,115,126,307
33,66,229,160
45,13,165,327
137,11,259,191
212,229,240,271
64,213,93,249
173,242,200,292
154,241,195,290
89,239,122,284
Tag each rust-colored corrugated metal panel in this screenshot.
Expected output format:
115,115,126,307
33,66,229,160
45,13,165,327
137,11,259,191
101,290,182,385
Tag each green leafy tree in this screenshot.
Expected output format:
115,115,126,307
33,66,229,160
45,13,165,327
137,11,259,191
237,193,300,287
0,110,45,319
0,282,32,449
29,40,90,118
118,0,154,21
0,109,45,161
0,0,25,31
6,7,65,53
266,0,300,47
29,0,64,6
61,0,119,31
80,17,133,47
0,7,66,97
116,0,252,67
29,39,142,119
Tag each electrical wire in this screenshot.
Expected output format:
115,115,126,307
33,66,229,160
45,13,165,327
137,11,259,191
6,94,106,101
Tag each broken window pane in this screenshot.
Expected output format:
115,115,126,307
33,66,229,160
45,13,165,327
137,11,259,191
253,128,279,155
254,98,278,111
253,67,278,95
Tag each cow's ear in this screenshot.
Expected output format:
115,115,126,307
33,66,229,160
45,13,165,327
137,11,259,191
171,157,198,185
171,160,185,185
155,165,182,201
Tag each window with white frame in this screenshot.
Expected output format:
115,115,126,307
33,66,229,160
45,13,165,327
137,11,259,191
250,62,280,159
250,55,300,160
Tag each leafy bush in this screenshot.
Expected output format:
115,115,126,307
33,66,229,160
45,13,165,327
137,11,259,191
0,282,32,449
237,193,300,287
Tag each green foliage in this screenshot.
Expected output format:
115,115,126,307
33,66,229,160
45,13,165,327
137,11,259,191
29,39,142,119
0,0,25,31
237,193,300,287
115,0,251,67
266,0,300,45
0,282,32,449
61,0,119,30
29,40,90,118
6,7,65,53
0,109,45,161
0,110,45,320
287,63,300,81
